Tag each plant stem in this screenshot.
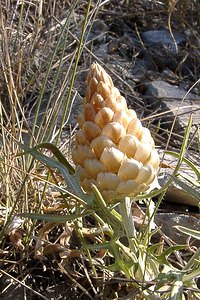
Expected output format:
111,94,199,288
119,197,135,237
119,197,137,253
119,197,150,281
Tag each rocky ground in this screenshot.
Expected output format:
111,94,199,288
0,1,200,299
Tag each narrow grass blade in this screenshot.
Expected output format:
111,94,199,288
56,0,92,144
165,150,200,179
19,210,94,222
31,1,78,141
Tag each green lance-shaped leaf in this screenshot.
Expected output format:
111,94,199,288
175,225,200,240
18,143,93,204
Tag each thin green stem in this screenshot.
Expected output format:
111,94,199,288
119,197,138,256
119,197,136,238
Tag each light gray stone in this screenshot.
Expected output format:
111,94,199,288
155,213,200,245
142,30,185,53
145,80,200,131
146,80,199,100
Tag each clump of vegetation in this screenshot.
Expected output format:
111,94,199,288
0,1,199,299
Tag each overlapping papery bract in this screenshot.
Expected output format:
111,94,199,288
72,63,160,202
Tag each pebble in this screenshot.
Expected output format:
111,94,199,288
142,29,185,53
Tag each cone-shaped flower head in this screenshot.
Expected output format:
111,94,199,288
72,63,159,202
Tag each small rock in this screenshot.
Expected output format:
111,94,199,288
158,151,200,208
107,38,120,54
161,68,179,84
144,80,200,134
91,19,108,33
118,32,141,58
120,32,141,49
159,171,200,208
142,30,185,53
155,212,200,245
87,19,108,43
131,58,153,82
145,80,199,100
107,33,139,58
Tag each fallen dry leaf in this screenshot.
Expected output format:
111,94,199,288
9,229,25,251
